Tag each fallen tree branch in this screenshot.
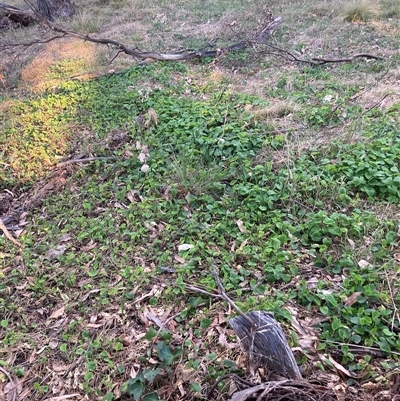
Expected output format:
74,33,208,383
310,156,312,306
8,1,283,62
183,283,224,299
266,43,312,64
46,16,281,61
3,1,384,67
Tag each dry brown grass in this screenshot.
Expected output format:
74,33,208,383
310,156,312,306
355,84,400,110
20,37,97,91
252,101,300,122
254,126,348,171
1,0,397,94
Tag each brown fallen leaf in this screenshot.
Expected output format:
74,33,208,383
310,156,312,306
344,291,362,307
13,229,25,238
43,394,81,400
146,108,158,127
358,259,371,268
216,326,238,350
235,219,247,233
49,306,65,319
81,240,97,252
347,238,355,249
51,363,71,372
44,245,66,260
120,334,133,347
333,383,347,401
80,289,101,302
127,189,143,203
174,254,185,264
60,233,72,242
15,282,28,290
319,354,355,378
28,350,36,364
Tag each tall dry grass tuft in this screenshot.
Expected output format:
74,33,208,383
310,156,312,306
71,9,104,33
341,0,380,22
380,0,400,18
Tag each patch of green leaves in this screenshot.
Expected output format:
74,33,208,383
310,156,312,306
332,133,400,202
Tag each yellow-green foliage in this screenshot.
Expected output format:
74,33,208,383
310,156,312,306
0,90,78,187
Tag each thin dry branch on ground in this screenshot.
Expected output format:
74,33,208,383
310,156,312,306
0,169,68,233
227,379,338,401
266,43,384,65
0,217,22,247
0,365,18,401
56,156,119,167
312,53,384,64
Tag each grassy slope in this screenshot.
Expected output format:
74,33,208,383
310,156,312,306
1,0,400,400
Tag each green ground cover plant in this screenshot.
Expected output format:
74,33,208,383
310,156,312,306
1,0,400,400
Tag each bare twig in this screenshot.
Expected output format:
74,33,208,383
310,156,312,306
184,283,224,299
0,217,22,247
362,93,392,115
207,373,256,399
211,259,256,330
56,156,119,168
266,43,313,64
266,44,384,66
0,366,17,401
324,340,400,357
384,269,399,333
312,53,384,64
2,34,67,51
225,379,337,401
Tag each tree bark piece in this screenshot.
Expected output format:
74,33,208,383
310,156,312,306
37,0,75,21
230,311,302,380
0,2,36,26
